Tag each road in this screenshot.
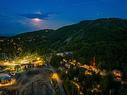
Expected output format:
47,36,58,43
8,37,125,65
3,67,67,95
45,65,66,95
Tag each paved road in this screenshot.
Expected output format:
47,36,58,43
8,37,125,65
45,65,66,95
4,67,66,95
17,68,54,95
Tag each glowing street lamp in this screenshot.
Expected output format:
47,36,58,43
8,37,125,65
51,73,59,80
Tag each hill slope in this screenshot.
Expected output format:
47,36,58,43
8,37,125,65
1,18,127,70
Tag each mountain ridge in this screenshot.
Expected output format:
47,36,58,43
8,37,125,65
1,18,127,70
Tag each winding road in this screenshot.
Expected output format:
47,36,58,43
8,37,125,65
3,67,67,95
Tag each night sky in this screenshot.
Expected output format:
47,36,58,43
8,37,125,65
0,0,127,36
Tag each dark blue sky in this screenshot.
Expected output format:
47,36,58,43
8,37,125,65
0,0,127,36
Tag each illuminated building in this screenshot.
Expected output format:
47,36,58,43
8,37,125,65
0,73,16,87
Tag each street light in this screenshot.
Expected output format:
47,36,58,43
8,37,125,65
51,73,59,80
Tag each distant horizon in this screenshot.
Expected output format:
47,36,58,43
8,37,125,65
0,0,127,36
0,17,127,37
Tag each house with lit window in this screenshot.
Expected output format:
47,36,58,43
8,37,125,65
0,73,16,87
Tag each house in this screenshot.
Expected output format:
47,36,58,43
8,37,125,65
56,51,73,57
0,73,16,87
112,70,122,81
0,73,11,84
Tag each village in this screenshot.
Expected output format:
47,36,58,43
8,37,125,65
0,54,45,88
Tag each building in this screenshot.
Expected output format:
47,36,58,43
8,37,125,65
0,73,11,84
0,73,16,87
0,53,8,60
56,51,73,57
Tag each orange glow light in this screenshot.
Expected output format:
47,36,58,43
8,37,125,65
51,73,59,80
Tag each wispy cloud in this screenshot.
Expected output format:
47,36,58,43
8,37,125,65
20,12,57,20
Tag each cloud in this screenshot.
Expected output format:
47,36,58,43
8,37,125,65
21,12,57,20
0,11,59,36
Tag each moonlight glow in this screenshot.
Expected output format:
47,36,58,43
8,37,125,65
32,18,42,22
31,18,43,28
